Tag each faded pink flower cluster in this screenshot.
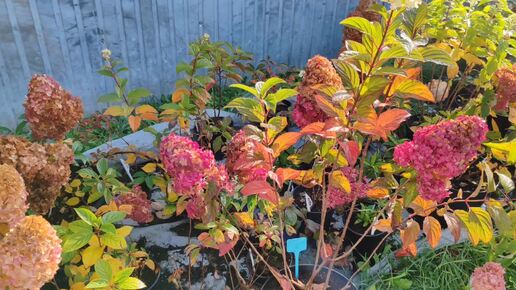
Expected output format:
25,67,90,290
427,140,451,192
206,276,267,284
0,164,28,232
116,186,154,224
24,74,83,141
0,216,62,289
327,167,370,208
470,262,506,290
160,133,233,219
394,116,488,201
226,130,272,183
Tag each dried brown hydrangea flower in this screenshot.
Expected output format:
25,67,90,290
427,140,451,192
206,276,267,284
292,55,344,127
0,216,62,289
0,164,28,235
24,74,84,140
340,0,381,51
0,136,73,214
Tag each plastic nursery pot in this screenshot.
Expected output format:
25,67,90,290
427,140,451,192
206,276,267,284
344,205,387,261
260,264,357,290
139,266,161,290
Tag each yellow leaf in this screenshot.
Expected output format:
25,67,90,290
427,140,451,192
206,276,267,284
126,153,137,165
135,104,158,114
89,235,101,247
104,105,131,117
447,63,459,79
145,259,156,271
423,216,442,249
142,163,157,173
380,163,394,173
372,218,392,233
167,191,178,203
66,197,80,206
116,226,133,238
82,245,104,267
75,190,85,197
128,115,142,132
509,104,516,125
132,251,149,258
234,212,255,228
70,179,82,187
455,208,493,246
400,219,420,248
65,185,73,193
329,170,351,193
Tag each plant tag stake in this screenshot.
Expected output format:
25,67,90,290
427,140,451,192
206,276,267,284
304,192,313,212
286,237,307,279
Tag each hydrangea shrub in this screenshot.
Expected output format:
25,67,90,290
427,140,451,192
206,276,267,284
0,164,28,233
470,262,506,290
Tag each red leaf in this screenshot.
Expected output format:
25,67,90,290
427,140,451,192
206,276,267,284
340,140,360,166
241,180,278,204
395,242,418,258
217,238,238,256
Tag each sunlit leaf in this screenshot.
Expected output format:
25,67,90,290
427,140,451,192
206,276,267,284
455,208,493,246
423,216,442,249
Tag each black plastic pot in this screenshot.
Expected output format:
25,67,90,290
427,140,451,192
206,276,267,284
260,264,357,290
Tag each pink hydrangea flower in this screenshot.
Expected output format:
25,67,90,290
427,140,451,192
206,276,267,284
0,216,62,289
226,130,272,183
470,262,506,290
116,186,154,224
327,167,370,208
160,133,233,219
393,116,488,201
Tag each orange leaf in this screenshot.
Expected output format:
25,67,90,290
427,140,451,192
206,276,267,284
366,187,389,199
128,115,141,132
340,140,360,167
275,168,302,186
373,218,393,233
320,243,333,260
272,132,302,157
409,196,437,216
395,242,418,258
423,216,442,249
139,112,159,121
443,212,461,243
355,109,410,141
401,219,420,248
135,104,158,114
172,88,189,103
241,180,278,204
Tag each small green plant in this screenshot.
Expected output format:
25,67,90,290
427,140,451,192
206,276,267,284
354,200,388,228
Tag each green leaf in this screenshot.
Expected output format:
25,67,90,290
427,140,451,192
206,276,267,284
419,47,452,65
62,230,93,253
176,62,192,74
96,158,109,176
403,181,418,207
333,61,360,92
86,279,110,289
230,83,259,98
102,211,127,224
225,97,265,123
117,277,146,289
340,17,376,38
97,69,113,77
100,223,117,235
195,58,213,69
259,77,286,98
264,88,297,112
379,45,408,61
266,116,288,141
78,168,98,178
68,220,93,234
75,208,100,226
98,92,121,103
128,88,151,105
114,268,135,284
359,76,390,98
95,259,112,281
101,232,127,250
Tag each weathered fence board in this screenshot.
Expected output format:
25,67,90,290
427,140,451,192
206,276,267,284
0,0,358,127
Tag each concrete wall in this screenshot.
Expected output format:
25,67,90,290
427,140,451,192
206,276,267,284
0,0,358,127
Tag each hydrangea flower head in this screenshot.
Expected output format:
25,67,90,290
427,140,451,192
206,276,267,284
116,186,153,224
226,130,272,183
493,65,516,111
160,133,233,219
24,74,83,140
470,262,506,290
0,164,28,233
394,116,488,201
0,216,62,289
292,55,343,128
327,167,370,208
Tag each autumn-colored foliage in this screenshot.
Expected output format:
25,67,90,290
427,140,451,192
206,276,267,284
0,164,28,234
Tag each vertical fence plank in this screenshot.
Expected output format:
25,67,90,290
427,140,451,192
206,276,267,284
0,0,359,127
